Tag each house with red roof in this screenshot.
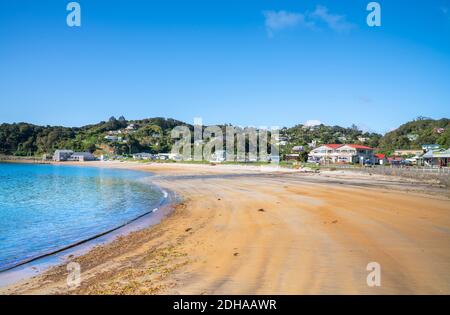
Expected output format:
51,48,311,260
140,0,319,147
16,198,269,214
308,144,375,164
374,153,387,165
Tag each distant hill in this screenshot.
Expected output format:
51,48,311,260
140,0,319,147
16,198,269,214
378,117,450,152
0,116,448,157
0,117,190,156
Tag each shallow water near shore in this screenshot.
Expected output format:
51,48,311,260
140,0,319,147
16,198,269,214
0,163,165,272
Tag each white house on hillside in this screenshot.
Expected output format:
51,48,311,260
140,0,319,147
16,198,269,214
104,135,119,142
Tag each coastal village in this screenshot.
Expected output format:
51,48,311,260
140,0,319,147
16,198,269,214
48,120,450,169
305,143,449,167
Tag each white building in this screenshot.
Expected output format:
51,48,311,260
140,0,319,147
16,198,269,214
68,152,96,162
104,135,119,142
308,144,375,164
407,134,419,141
157,153,181,161
53,150,74,161
357,137,368,143
53,150,95,162
421,149,450,167
133,152,154,160
126,124,136,131
275,136,289,146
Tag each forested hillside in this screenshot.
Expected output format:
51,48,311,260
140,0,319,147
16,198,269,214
0,116,448,157
0,117,189,156
378,117,450,151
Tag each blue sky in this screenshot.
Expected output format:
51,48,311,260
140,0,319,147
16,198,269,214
1,0,449,133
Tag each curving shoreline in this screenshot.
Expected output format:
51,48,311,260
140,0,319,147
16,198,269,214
0,184,172,274
1,161,450,294
0,163,174,286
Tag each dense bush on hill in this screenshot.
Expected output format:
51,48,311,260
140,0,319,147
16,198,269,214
0,116,190,156
378,117,450,152
0,116,448,157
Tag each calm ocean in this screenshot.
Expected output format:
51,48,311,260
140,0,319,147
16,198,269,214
0,163,164,271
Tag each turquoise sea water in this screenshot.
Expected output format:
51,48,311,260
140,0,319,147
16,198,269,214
0,163,164,272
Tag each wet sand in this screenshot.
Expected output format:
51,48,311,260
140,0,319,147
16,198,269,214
1,162,450,294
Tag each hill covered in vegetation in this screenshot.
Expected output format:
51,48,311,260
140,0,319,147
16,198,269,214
378,117,450,152
0,117,189,156
0,116,448,157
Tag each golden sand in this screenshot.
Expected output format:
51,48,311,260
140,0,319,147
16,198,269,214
2,162,450,294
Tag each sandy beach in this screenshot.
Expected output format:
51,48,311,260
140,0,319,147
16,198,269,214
1,161,450,295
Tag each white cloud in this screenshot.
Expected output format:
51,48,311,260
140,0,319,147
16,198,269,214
309,5,355,32
304,120,322,127
263,10,312,36
262,5,355,36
